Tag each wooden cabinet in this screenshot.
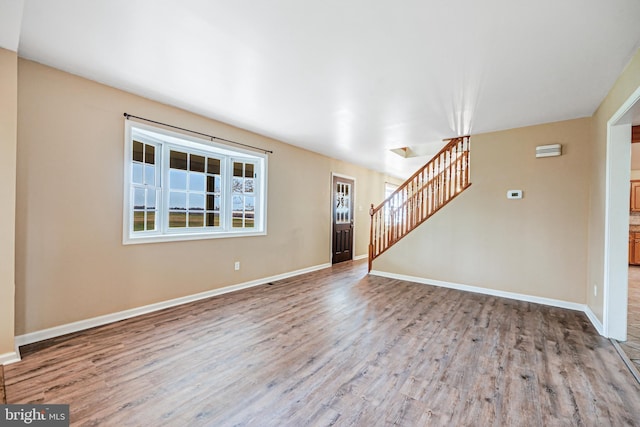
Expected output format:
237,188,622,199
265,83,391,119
631,181,640,212
630,232,640,265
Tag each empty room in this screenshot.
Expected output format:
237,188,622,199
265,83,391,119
1,1,640,425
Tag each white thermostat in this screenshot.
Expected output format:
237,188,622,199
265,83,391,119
507,190,523,199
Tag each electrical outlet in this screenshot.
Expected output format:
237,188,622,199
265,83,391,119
234,261,240,271
594,285,597,297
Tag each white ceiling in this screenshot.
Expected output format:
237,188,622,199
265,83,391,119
3,0,640,178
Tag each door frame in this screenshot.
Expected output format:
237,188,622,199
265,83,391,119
330,173,357,263
603,85,640,340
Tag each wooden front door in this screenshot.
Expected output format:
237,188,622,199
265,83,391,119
332,176,354,264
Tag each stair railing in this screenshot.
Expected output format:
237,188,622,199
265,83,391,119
368,136,471,271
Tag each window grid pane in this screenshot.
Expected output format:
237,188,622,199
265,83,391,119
127,125,265,242
232,161,256,229
169,152,222,229
131,141,159,233
336,183,351,224
206,158,221,228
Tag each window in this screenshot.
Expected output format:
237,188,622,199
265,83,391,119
124,122,267,244
384,182,400,225
384,182,398,199
335,182,351,224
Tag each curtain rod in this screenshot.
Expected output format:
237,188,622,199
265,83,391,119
123,113,273,154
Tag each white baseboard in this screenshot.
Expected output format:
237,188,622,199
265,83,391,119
14,262,331,349
370,269,589,314
9,263,608,362
353,254,368,261
0,350,21,365
584,305,604,335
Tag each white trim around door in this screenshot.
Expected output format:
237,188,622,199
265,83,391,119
603,85,640,340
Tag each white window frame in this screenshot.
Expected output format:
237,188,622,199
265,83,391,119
384,182,398,199
123,121,268,244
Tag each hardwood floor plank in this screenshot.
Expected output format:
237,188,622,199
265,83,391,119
4,260,640,426
622,266,640,373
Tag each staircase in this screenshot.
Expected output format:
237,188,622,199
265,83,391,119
368,136,471,271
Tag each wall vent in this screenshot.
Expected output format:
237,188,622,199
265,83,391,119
535,144,562,158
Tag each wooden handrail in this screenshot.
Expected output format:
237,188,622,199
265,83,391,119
368,136,471,271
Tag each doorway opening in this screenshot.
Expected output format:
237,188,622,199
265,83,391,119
604,85,640,343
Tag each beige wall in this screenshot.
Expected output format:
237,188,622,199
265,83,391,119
0,48,17,356
587,48,640,321
374,118,592,303
15,59,390,335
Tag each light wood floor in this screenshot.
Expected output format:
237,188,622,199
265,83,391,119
0,365,5,404
4,260,640,426
620,266,640,372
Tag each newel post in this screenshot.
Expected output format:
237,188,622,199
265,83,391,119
368,203,374,273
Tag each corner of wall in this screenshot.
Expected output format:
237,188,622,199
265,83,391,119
0,48,18,358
